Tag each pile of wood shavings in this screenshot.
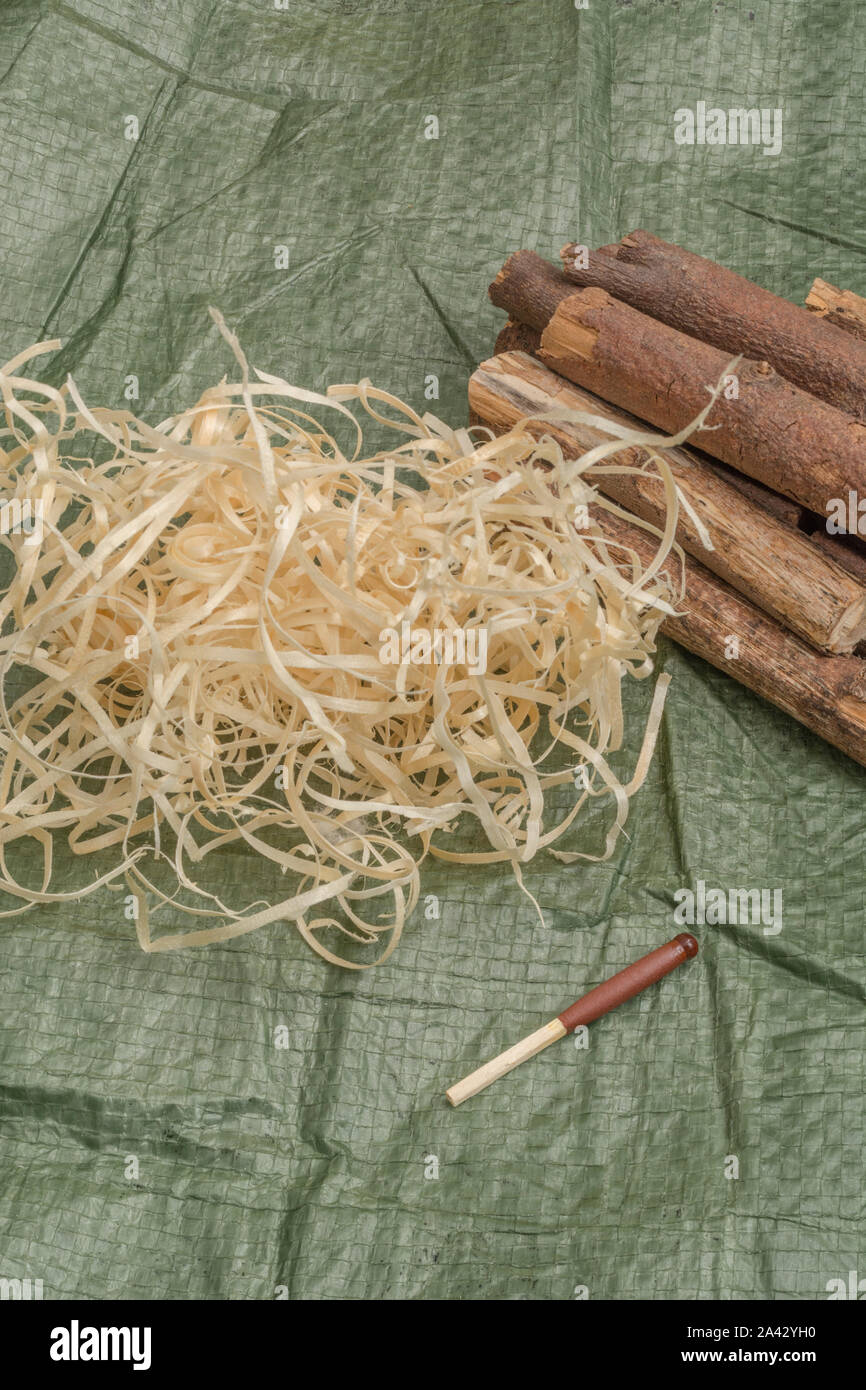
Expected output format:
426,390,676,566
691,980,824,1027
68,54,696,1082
0,313,684,966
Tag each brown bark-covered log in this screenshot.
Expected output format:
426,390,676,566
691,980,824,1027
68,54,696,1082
492,317,805,530
494,318,542,356
468,351,866,653
534,286,866,519
806,278,866,342
806,527,866,583
593,507,866,771
489,250,574,330
698,457,805,530
469,362,866,767
559,230,866,420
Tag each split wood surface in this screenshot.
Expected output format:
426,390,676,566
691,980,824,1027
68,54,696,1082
806,278,866,342
470,350,866,654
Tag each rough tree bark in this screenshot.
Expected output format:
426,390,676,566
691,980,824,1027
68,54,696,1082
560,229,866,420
469,350,866,654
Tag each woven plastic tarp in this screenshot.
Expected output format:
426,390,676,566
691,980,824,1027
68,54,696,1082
1,0,864,1301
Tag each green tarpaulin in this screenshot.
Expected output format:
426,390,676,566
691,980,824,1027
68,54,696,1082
0,0,864,1300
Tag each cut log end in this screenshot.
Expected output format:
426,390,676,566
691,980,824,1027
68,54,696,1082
839,691,866,727
488,250,574,331
829,597,866,655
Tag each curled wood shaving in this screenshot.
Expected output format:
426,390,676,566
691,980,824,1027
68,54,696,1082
0,317,690,966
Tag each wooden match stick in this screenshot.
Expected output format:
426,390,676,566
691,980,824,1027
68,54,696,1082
445,933,698,1106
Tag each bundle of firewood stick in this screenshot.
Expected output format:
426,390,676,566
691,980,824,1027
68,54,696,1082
470,231,866,768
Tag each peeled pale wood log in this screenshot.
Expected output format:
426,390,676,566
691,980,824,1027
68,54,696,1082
493,317,805,531
468,351,866,653
535,286,866,519
800,529,866,658
560,230,866,420
469,363,866,768
806,278,866,341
